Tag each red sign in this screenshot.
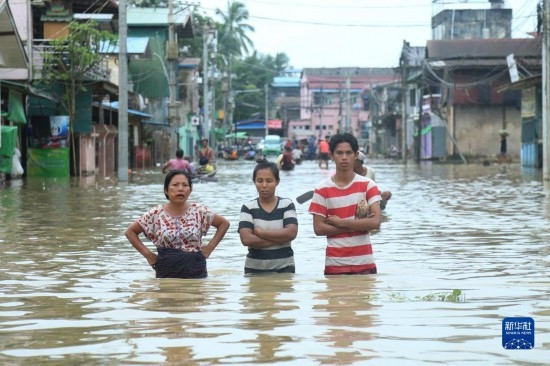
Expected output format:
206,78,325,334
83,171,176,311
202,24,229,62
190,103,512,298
268,119,282,129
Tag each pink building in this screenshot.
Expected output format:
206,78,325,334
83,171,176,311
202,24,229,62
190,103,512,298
289,68,398,141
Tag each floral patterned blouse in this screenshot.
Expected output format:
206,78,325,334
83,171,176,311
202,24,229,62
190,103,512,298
137,203,214,252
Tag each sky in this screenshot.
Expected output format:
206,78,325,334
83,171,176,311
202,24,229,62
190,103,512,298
196,0,540,69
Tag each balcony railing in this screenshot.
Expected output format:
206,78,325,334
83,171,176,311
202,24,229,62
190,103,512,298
32,39,109,81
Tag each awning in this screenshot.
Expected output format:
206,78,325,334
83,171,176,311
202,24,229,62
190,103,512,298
0,1,28,69
97,101,154,118
225,132,248,138
1,80,58,102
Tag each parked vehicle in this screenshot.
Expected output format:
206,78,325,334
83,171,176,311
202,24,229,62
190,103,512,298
262,135,282,156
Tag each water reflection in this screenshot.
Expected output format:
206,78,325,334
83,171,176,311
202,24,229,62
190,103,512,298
1,160,549,364
311,276,378,364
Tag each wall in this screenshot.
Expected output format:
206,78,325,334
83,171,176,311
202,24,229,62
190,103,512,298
453,105,520,158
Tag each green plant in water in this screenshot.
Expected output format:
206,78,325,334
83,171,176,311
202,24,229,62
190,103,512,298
416,289,465,303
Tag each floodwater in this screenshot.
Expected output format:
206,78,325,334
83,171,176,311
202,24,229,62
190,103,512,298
0,159,549,365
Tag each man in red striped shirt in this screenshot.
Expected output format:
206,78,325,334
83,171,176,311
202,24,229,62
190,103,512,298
308,133,382,275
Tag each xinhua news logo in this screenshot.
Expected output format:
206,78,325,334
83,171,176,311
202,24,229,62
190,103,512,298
502,317,535,350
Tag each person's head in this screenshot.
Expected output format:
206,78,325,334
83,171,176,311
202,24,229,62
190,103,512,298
329,133,359,154
175,149,184,158
252,159,280,198
202,139,209,147
354,151,366,172
164,169,193,200
329,133,359,169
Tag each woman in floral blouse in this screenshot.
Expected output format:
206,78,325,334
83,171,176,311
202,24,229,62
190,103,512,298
125,170,230,278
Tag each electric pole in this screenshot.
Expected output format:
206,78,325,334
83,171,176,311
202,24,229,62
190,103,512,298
265,83,269,136
346,72,351,133
168,0,177,150
202,27,210,141
118,0,128,182
401,40,408,163
543,0,550,180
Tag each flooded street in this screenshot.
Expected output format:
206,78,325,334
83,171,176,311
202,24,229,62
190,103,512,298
1,159,549,365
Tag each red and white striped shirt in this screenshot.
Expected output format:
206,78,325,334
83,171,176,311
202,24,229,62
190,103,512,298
308,174,381,275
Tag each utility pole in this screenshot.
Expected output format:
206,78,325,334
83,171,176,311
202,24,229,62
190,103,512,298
338,81,343,133
264,83,269,136
401,40,408,163
202,27,210,141
346,72,351,133
543,0,550,180
117,0,128,182
319,83,324,139
167,0,178,150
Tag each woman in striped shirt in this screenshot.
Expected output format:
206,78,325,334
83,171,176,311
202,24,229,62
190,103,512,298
238,160,298,274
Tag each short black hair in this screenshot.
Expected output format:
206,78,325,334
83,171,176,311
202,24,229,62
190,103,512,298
164,169,192,199
176,149,184,158
328,133,359,153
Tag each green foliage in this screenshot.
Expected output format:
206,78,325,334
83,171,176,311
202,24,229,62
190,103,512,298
216,1,255,58
416,289,464,302
41,20,117,93
39,20,117,175
387,288,465,303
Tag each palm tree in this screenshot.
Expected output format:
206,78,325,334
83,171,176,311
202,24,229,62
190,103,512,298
215,1,255,139
216,1,255,58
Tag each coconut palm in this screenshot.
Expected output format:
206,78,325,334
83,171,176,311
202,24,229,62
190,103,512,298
215,1,255,58
215,2,255,139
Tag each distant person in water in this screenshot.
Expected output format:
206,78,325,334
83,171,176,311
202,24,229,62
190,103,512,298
162,149,192,174
317,136,330,169
354,151,392,209
238,159,298,274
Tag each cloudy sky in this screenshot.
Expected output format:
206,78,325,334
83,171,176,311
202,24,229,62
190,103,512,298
197,0,540,69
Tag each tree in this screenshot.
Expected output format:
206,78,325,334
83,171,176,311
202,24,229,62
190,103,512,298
40,20,117,175
214,2,255,137
216,1,255,58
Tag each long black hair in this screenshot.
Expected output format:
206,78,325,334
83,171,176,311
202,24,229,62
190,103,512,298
164,169,193,199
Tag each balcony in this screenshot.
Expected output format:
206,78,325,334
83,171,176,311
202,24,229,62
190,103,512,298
32,39,109,81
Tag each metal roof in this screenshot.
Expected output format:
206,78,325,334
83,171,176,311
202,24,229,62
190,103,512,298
426,38,541,60
128,7,191,27
100,37,150,54
0,1,27,69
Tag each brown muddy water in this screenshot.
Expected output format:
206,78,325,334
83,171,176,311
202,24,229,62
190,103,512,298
0,159,549,365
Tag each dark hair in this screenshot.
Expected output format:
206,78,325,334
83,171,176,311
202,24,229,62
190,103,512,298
176,149,184,158
253,159,280,182
164,169,192,199
329,133,359,154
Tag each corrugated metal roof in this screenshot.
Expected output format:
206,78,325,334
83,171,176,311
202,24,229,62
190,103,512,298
100,37,150,54
426,38,541,60
272,76,300,87
127,7,190,27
